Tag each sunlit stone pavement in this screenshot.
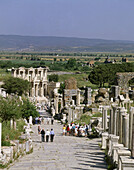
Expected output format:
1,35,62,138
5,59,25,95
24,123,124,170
9,120,107,170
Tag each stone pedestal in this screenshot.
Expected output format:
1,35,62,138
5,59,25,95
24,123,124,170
119,156,134,170
102,132,108,149
117,149,131,169
112,144,124,164
108,135,119,156
29,116,32,125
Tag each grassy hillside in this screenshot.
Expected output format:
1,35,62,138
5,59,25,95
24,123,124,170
1,35,134,53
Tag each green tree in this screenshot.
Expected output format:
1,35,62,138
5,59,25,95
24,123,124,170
58,83,65,94
48,74,59,82
66,58,77,70
0,96,22,122
21,98,39,121
2,77,30,96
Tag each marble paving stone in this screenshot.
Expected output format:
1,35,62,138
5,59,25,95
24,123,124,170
8,119,107,170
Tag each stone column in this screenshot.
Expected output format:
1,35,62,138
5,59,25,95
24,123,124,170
23,70,25,79
102,106,108,132
68,108,72,123
10,119,13,129
118,107,126,144
44,84,47,96
104,108,108,132
113,106,118,135
102,132,109,149
122,114,129,148
35,84,39,97
77,89,80,106
29,116,32,125
129,107,134,150
41,70,43,79
55,95,59,114
109,108,113,134
86,87,92,105
116,107,120,136
131,113,134,158
102,107,105,130
0,123,2,157
32,83,35,97
14,121,16,130
14,70,17,77
41,83,44,97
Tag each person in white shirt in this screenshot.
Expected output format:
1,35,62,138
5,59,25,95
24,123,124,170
46,129,50,142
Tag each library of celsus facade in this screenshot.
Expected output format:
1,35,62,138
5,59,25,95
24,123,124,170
12,67,48,103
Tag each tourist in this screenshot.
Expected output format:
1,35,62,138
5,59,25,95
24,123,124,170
85,125,88,136
63,125,66,135
50,129,55,142
41,128,45,142
46,129,50,142
39,117,42,124
47,117,50,125
66,125,70,136
38,126,41,134
51,117,54,125
35,117,38,124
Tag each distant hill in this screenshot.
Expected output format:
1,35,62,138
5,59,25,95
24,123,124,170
0,35,134,53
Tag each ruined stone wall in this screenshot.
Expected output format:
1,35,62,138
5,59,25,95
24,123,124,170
116,72,134,91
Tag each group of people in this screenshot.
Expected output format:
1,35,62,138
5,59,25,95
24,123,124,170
62,123,91,137
35,117,54,125
38,126,55,142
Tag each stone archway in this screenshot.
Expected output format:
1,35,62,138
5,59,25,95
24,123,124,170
116,72,134,91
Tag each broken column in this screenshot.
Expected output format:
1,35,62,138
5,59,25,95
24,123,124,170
77,89,80,106
86,87,92,105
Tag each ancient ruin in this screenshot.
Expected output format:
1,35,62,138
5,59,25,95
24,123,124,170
12,67,48,103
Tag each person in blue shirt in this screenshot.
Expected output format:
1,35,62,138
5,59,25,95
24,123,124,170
50,129,55,142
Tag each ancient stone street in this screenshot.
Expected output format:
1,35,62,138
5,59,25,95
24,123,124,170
9,120,107,170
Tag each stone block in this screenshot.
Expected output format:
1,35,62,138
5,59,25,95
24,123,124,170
2,146,13,162
119,156,134,170
102,132,108,149
26,141,29,153
117,150,131,169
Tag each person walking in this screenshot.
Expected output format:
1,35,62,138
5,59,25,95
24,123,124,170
46,129,50,142
41,128,45,142
51,117,54,125
50,129,55,142
63,125,66,136
38,126,41,134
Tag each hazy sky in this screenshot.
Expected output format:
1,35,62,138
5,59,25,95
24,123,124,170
0,0,134,40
